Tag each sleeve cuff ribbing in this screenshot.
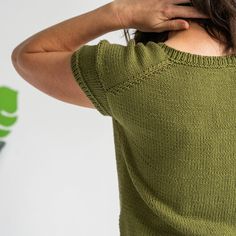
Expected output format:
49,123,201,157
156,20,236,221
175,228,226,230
70,43,112,116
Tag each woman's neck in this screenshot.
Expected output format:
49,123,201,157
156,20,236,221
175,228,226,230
165,21,232,56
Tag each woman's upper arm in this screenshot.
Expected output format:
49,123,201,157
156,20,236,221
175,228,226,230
11,50,95,108
12,39,139,117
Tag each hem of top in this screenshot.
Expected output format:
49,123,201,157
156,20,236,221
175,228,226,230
151,41,236,68
70,50,109,116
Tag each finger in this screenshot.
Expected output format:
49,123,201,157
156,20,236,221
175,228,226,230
171,0,191,4
155,19,189,32
168,6,210,19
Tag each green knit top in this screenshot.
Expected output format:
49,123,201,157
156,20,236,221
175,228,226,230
71,38,236,236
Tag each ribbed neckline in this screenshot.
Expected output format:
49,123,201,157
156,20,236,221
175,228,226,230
156,42,236,67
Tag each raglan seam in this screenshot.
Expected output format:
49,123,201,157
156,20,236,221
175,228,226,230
106,60,173,96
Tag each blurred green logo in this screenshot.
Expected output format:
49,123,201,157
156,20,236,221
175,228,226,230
0,86,18,152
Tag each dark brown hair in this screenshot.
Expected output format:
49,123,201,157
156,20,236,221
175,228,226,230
123,0,236,54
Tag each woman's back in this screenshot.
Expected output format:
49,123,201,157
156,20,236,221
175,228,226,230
11,0,236,234
71,28,236,234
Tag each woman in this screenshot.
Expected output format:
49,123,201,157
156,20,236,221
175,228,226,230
11,0,236,235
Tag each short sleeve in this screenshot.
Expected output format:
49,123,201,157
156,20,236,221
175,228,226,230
70,40,114,116
70,39,168,117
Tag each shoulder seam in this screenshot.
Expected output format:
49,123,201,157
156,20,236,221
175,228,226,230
106,59,173,96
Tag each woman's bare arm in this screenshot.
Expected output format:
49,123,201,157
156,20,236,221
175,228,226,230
11,3,122,107
11,1,208,107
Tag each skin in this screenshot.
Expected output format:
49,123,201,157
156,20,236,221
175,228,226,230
11,0,210,110
113,0,209,31
165,20,233,56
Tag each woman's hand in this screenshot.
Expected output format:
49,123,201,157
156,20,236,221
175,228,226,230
112,0,209,32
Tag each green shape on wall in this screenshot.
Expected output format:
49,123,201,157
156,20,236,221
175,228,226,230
0,86,18,152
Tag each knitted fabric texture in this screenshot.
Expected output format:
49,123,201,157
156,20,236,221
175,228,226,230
71,39,236,236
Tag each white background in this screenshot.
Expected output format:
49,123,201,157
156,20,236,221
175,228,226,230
0,1,129,235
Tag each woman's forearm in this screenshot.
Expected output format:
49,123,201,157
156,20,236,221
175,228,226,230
12,2,123,55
